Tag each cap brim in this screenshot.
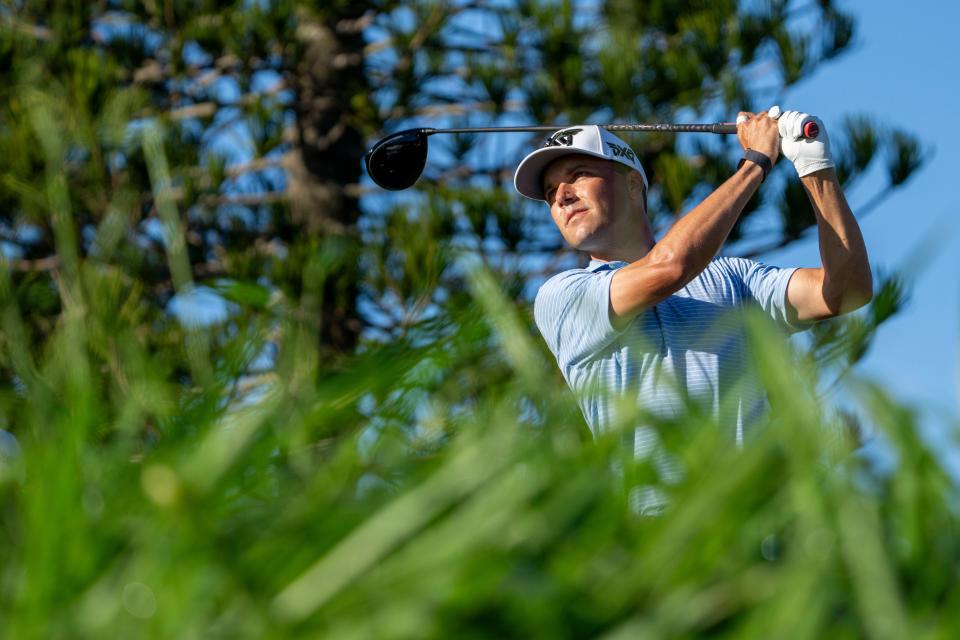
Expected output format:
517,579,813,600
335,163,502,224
513,146,614,201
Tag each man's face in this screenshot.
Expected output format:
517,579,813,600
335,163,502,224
542,155,636,252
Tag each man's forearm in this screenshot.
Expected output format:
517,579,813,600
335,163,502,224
802,168,872,311
609,109,781,321
649,162,763,279
610,163,764,319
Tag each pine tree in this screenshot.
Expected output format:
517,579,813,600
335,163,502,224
0,0,923,388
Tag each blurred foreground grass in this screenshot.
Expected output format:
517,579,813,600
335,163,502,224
1,107,959,640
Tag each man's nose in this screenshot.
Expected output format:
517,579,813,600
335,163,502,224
556,182,577,204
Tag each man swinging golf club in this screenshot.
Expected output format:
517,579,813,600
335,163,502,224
514,108,871,490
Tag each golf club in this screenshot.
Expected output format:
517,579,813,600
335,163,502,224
364,120,820,191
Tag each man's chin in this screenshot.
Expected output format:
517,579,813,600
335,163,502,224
567,232,599,253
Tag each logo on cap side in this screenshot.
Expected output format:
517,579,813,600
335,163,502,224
607,141,637,164
544,128,583,147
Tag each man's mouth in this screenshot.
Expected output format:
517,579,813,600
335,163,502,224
564,208,589,225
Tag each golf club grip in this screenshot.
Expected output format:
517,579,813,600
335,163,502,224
604,121,821,139
602,123,738,135
801,118,820,139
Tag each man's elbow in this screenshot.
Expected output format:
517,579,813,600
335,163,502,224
644,248,689,296
843,285,874,313
610,249,687,319
824,273,873,315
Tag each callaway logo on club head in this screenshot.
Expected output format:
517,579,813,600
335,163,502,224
607,142,636,164
543,128,583,147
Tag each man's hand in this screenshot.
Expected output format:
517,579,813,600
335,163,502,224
778,110,834,177
735,108,781,165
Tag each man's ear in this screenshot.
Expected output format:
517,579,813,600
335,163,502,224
626,170,647,208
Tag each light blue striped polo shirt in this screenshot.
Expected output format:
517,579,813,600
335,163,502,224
534,256,803,451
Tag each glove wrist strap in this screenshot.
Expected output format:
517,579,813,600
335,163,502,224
737,149,773,181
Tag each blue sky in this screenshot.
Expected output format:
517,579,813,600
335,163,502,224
766,0,959,429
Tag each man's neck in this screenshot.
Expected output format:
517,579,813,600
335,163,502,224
590,237,655,264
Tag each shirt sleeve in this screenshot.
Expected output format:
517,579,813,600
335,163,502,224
723,257,809,332
534,268,625,367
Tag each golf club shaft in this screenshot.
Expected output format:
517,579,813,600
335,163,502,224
431,123,738,135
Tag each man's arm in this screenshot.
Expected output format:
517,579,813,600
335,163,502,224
609,111,779,321
772,111,872,322
786,168,872,321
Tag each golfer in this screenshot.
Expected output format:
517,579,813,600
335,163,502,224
514,108,871,466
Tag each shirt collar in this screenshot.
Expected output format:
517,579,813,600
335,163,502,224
587,258,629,272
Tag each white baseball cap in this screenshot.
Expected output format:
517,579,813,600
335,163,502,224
513,125,648,201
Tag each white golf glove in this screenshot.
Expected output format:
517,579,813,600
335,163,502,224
774,109,834,177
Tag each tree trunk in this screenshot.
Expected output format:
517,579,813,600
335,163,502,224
287,7,369,355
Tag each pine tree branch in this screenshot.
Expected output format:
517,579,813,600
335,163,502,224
7,256,60,272
148,77,289,122
3,16,53,41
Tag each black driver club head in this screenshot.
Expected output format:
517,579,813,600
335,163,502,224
364,128,431,190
